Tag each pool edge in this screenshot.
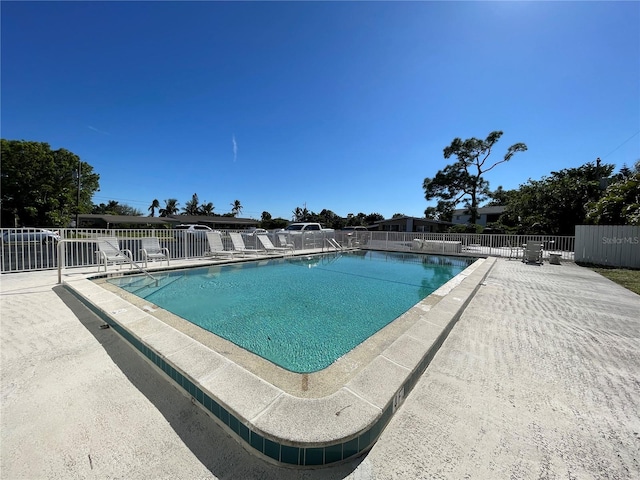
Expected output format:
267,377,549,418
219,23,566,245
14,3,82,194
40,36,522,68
62,255,496,468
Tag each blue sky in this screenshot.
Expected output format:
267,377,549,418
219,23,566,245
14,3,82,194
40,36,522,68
2,1,639,221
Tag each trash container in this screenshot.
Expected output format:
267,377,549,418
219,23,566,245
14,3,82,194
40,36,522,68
549,253,561,265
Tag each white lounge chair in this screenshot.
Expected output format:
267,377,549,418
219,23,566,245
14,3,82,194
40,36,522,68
96,236,133,272
205,231,237,258
140,237,170,267
522,242,543,264
257,234,293,255
278,234,294,251
229,232,264,256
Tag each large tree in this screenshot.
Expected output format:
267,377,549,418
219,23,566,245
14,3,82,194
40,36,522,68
159,198,180,217
183,193,200,215
502,161,615,235
92,201,142,216
1,139,100,227
230,199,243,217
148,199,160,217
586,162,640,225
423,131,527,225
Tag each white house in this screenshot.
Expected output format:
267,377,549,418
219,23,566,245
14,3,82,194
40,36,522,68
451,206,506,227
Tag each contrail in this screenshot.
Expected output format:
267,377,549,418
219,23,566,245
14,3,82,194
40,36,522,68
88,125,110,135
232,135,238,162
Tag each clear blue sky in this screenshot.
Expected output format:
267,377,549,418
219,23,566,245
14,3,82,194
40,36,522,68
2,1,639,221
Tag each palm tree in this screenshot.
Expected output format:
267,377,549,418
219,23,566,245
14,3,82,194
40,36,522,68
199,202,215,216
148,199,160,217
230,199,243,217
183,193,200,215
159,198,179,217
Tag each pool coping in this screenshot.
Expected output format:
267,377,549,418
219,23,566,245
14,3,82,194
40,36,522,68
62,253,496,467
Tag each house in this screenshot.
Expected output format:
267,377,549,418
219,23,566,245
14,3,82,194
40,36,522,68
451,206,505,227
370,216,453,233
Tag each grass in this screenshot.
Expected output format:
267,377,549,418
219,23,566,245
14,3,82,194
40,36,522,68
591,268,640,295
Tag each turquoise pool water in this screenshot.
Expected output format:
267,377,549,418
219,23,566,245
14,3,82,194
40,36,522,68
107,251,474,373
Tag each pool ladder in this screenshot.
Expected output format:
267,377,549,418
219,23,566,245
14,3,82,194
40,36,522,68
325,238,343,251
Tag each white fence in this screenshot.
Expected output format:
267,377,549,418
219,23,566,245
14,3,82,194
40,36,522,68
1,228,576,274
575,225,640,269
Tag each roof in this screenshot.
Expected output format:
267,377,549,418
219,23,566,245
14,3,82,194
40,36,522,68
78,214,175,225
78,214,259,227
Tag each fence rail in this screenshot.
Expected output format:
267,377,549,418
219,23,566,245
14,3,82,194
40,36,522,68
1,227,575,274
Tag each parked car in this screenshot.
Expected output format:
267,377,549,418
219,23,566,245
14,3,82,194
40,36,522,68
173,224,216,239
1,228,61,244
243,228,268,236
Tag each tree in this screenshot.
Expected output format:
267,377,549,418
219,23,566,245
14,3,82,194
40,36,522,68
148,199,160,217
92,201,141,216
365,213,384,224
1,139,100,227
502,161,615,235
292,206,310,222
230,199,242,217
199,202,215,216
159,198,179,217
423,131,527,225
424,201,454,222
183,193,200,215
586,163,640,225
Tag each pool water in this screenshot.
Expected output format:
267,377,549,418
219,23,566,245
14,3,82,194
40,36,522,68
107,250,474,373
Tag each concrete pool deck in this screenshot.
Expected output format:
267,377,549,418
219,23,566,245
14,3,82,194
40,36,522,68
1,255,639,477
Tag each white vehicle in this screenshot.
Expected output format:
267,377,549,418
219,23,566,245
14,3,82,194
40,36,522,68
277,223,334,249
173,224,216,238
244,228,268,236
1,228,61,244
279,223,334,233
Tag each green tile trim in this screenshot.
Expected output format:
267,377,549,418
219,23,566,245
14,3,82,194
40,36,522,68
64,280,455,467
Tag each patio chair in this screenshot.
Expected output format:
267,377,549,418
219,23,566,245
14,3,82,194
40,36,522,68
96,236,133,272
507,241,520,261
140,237,170,268
522,242,543,264
257,234,293,255
229,232,264,256
278,234,294,251
205,231,237,258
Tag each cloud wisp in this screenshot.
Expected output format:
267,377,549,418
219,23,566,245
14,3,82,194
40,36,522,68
88,125,110,135
232,135,238,162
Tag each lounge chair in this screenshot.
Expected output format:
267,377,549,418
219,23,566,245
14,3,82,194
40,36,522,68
140,237,170,267
205,231,237,258
278,234,294,251
257,234,293,255
522,242,543,264
96,236,133,272
229,232,264,256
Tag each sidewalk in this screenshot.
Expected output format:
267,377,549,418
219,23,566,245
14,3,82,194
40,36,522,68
1,258,639,479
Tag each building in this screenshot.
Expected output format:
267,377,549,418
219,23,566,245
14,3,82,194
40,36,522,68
370,216,453,233
451,206,505,227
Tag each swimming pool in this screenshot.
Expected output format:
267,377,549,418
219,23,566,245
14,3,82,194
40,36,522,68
108,250,474,373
